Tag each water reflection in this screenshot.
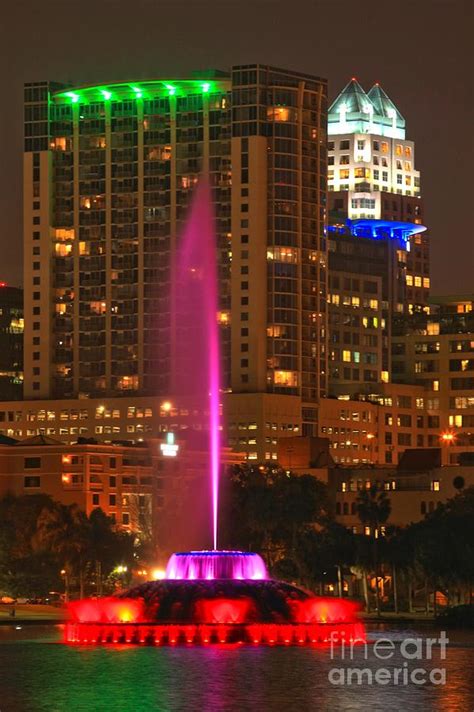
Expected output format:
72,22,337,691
0,625,473,711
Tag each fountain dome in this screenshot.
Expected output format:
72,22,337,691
165,551,268,581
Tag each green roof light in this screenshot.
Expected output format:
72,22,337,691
165,84,176,96
132,86,142,98
202,82,210,93
66,92,79,103
101,90,112,100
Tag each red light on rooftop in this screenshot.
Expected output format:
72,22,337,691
351,76,357,81
0,282,8,288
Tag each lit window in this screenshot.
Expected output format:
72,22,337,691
267,106,291,122
406,275,413,286
404,146,412,157
414,276,422,287
395,144,403,156
339,169,350,179
51,137,67,151
217,311,230,324
423,277,430,289
432,480,440,492
55,243,72,256
273,370,298,387
342,350,351,362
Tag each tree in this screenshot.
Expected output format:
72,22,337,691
411,487,474,607
356,485,391,614
34,503,91,600
0,494,60,598
221,463,329,573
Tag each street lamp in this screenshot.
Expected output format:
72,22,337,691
440,431,456,465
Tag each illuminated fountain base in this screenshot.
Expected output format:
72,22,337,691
65,551,365,646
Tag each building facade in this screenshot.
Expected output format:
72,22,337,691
23,67,328,453
330,460,474,532
327,79,429,314
0,285,23,400
0,433,243,549
392,296,474,463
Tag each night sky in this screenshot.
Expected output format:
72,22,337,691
1,0,472,293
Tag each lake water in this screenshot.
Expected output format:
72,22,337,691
1,623,473,711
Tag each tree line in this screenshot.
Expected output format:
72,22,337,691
0,494,138,600
221,464,474,613
1,466,473,611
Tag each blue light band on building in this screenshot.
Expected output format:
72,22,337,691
327,219,427,247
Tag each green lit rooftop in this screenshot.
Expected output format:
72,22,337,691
53,77,231,104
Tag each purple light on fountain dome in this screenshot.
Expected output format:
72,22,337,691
165,551,269,581
172,178,220,549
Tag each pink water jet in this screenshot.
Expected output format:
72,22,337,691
171,178,220,549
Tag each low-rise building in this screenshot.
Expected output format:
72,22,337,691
0,433,243,548
329,449,474,532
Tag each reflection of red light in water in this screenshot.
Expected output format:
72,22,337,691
68,597,145,624
65,619,366,645
195,597,255,624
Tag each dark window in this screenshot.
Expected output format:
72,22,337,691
109,494,116,506
92,494,100,506
24,476,41,488
24,457,41,469
109,476,117,487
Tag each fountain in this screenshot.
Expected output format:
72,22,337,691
65,179,365,646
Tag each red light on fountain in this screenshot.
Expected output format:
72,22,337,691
64,553,366,646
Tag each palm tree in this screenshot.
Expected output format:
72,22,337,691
356,485,391,614
34,503,91,600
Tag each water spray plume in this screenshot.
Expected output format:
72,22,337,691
171,177,220,549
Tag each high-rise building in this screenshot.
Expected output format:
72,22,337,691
23,66,328,459
325,80,428,394
0,284,23,400
327,220,425,393
327,79,429,314
23,74,232,401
